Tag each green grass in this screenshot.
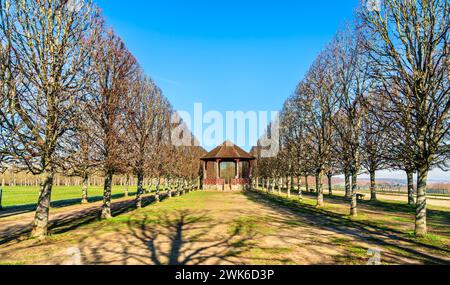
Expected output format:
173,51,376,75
253,188,450,250
0,185,131,208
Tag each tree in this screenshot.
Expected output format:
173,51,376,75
360,97,388,201
88,25,138,219
361,0,450,236
125,74,171,208
329,25,372,216
300,49,339,208
62,111,102,204
0,0,99,237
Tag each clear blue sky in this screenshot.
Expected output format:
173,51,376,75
95,0,448,181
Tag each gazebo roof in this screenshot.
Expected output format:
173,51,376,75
201,140,256,161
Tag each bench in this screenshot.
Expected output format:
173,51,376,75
356,194,366,201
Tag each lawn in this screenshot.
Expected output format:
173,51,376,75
0,185,134,208
253,188,450,251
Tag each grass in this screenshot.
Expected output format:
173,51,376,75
254,188,450,251
0,185,137,208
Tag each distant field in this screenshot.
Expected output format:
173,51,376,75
0,186,134,208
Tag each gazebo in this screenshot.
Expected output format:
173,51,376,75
201,140,256,191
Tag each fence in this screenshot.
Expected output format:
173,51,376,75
0,188,2,210
333,185,450,196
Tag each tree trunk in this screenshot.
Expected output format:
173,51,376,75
124,174,130,197
415,165,428,237
31,171,54,238
136,172,144,209
101,171,113,219
167,177,172,198
407,170,415,206
278,178,282,195
305,176,309,193
345,171,351,198
327,173,332,196
176,179,181,196
297,176,303,199
287,176,291,198
290,175,295,193
350,174,357,217
370,170,377,201
148,179,153,194
81,173,89,204
155,178,161,202
316,170,324,207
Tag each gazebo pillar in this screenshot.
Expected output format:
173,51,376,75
216,159,221,190
235,159,240,179
203,161,207,179
216,159,221,179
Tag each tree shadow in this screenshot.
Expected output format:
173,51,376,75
244,190,450,265
0,193,159,246
76,209,259,265
0,192,138,219
273,188,450,242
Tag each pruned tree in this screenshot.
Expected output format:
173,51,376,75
360,95,389,201
360,0,450,236
300,49,339,208
88,25,138,219
124,74,172,208
329,24,372,216
0,0,99,237
62,110,102,204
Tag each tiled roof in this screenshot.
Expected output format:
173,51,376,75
201,140,256,160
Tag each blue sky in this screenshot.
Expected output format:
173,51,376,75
95,0,448,181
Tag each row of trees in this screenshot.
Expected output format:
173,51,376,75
255,0,449,237
0,0,203,238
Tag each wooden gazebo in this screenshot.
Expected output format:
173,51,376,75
201,140,256,191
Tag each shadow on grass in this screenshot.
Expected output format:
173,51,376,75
0,191,173,246
245,189,450,265
76,209,259,265
275,187,450,235
0,192,139,219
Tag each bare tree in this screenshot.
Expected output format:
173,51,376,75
360,97,388,201
300,49,339,208
0,0,98,237
62,111,102,204
124,74,172,208
88,25,138,219
330,25,372,216
361,0,450,236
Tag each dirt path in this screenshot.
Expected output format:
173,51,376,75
0,191,449,265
